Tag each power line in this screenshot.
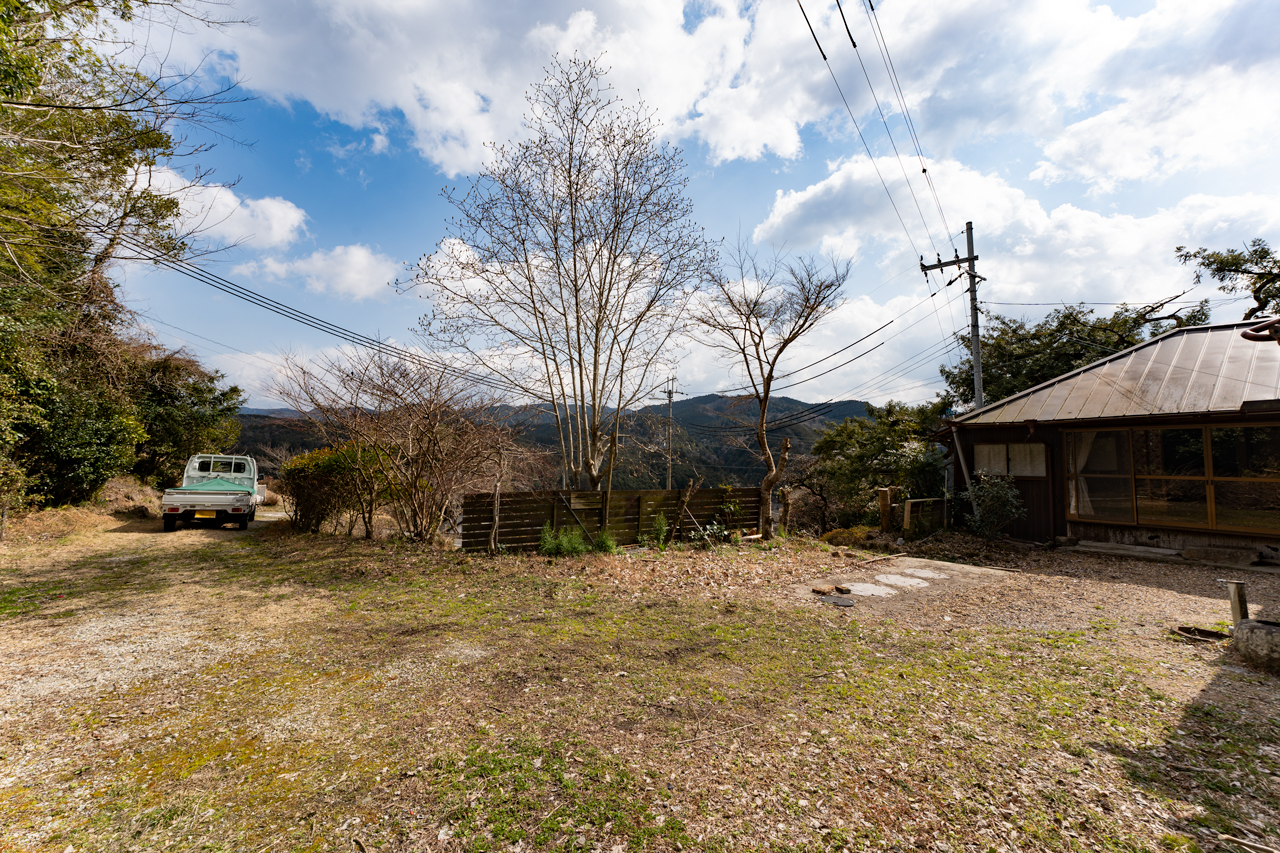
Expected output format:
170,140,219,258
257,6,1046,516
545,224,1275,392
797,0,920,260
688,329,965,437
113,232,531,398
862,0,955,249
686,274,969,399
804,0,963,372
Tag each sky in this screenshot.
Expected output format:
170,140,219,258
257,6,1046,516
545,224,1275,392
119,0,1280,409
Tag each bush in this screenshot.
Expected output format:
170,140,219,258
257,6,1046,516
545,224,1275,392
958,472,1026,540
537,523,590,557
652,510,668,548
693,519,733,549
820,526,873,547
276,448,354,533
21,390,146,504
593,529,618,555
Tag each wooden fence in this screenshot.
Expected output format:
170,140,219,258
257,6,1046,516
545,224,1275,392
460,487,761,552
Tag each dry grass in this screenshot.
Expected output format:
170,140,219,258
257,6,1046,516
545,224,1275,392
0,516,1277,853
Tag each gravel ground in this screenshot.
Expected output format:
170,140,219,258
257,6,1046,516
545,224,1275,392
2,513,1278,853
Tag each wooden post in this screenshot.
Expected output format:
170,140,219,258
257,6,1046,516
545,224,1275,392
488,487,500,553
1221,580,1249,625
878,488,892,533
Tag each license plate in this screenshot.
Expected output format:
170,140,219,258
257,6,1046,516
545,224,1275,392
194,510,216,518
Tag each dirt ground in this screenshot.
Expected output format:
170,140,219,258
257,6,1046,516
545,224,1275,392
1,511,1278,853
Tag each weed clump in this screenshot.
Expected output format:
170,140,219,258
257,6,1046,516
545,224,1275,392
820,526,873,547
593,529,618,555
537,523,589,557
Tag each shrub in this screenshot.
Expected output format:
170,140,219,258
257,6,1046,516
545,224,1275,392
276,448,355,533
538,521,557,555
652,510,668,548
21,390,146,504
593,529,618,554
959,472,1026,540
537,523,591,557
820,526,873,547
693,520,732,550
557,527,588,556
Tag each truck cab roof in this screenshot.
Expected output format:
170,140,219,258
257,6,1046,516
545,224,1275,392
179,454,258,490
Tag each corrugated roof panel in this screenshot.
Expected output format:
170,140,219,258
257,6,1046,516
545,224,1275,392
1099,339,1158,418
1152,331,1207,414
1031,372,1081,420
1123,334,1182,416
1243,340,1280,402
1211,332,1257,409
989,386,1032,423
1072,356,1126,419
1182,327,1232,412
953,320,1280,425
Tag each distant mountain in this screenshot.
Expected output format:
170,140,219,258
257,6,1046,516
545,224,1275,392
238,407,302,418
232,395,870,486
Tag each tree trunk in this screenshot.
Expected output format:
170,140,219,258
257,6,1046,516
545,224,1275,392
759,437,790,540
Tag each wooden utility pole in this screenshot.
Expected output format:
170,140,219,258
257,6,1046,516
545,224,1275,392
921,221,986,407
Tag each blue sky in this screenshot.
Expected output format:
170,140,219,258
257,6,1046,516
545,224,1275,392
121,0,1280,407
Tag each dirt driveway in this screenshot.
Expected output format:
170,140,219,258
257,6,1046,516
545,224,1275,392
1,513,1278,853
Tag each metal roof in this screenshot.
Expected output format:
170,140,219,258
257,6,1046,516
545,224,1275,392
953,320,1280,425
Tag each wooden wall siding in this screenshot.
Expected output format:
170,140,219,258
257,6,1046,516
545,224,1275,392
460,488,762,551
953,423,1065,543
903,498,946,532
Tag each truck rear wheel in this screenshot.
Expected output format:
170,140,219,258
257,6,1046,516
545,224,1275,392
163,517,177,532
237,518,249,530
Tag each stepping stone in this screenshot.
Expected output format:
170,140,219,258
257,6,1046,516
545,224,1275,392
902,568,948,579
819,595,857,607
840,583,898,597
875,574,929,588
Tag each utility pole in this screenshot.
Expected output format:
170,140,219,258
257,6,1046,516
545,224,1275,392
665,377,675,490
921,221,986,408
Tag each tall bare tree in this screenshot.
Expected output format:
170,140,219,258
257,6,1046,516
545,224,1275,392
407,55,717,491
694,249,848,539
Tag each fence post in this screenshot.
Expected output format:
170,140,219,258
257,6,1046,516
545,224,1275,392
878,488,892,532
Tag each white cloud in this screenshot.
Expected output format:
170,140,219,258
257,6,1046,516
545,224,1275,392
165,0,1279,189
131,167,309,250
702,157,1280,404
756,155,1280,308
240,245,402,301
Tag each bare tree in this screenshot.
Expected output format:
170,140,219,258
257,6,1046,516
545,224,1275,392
406,55,717,492
271,349,520,542
693,248,849,539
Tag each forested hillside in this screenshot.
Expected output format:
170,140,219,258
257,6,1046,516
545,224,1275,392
234,394,869,488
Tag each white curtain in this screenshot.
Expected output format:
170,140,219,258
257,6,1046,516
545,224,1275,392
1071,432,1097,517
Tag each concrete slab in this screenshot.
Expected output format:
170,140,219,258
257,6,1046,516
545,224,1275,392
790,556,1012,612
875,574,930,588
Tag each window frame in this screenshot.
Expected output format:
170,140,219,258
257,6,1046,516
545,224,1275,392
972,442,1048,480
1064,422,1280,534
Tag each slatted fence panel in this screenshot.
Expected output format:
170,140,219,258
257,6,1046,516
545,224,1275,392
460,488,761,551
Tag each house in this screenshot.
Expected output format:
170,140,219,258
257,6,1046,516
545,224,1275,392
946,319,1280,553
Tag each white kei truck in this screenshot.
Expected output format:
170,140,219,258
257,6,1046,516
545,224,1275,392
160,454,265,531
